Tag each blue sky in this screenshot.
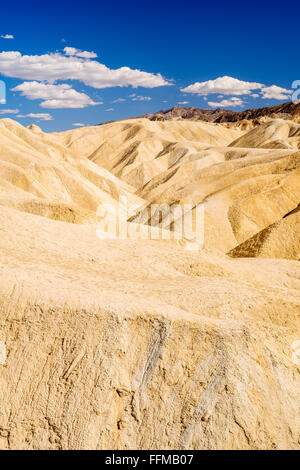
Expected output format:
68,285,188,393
0,0,299,131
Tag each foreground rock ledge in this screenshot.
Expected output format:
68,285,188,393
0,289,299,449
0,208,299,449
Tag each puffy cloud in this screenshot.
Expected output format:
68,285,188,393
0,51,171,89
0,108,19,114
131,95,151,101
181,76,292,103
63,47,98,59
1,34,14,39
181,76,262,96
11,81,101,108
260,85,291,100
17,113,53,121
207,97,244,108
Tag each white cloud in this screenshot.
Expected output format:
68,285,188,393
105,108,114,111
260,85,291,100
17,113,53,121
178,101,189,105
131,95,151,101
181,76,263,96
0,108,19,114
181,76,292,106
207,97,244,108
72,122,85,127
181,76,293,103
63,47,98,59
1,34,14,39
0,50,171,89
112,98,126,103
11,81,101,108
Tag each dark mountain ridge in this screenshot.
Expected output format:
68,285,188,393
140,101,300,123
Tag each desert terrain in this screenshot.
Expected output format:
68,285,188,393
0,113,299,449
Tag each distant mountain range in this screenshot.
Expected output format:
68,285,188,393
140,101,300,123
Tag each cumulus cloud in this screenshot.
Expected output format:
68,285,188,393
11,81,101,108
17,113,53,121
0,51,171,89
181,76,262,96
63,47,98,59
207,97,244,108
260,85,291,100
1,34,14,39
131,95,151,101
0,108,19,114
181,76,292,106
181,76,292,104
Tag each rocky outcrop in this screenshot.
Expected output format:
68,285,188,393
139,102,300,123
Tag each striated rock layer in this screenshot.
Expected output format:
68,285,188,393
0,117,299,449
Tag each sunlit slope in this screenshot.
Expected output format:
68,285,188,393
138,153,300,252
0,116,299,258
229,119,300,149
0,119,145,224
229,205,300,259
55,118,299,258
54,119,243,188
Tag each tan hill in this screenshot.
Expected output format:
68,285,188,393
228,204,300,259
53,117,300,255
56,119,242,188
229,119,300,149
0,118,145,225
0,116,299,450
